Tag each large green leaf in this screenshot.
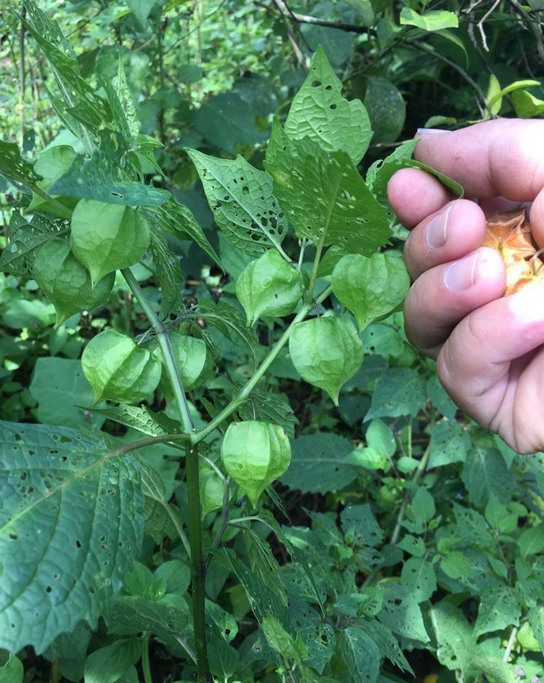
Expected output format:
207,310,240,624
377,583,429,642
187,149,289,258
429,602,471,670
288,600,335,674
363,76,406,145
285,46,372,165
0,654,23,683
399,8,459,30
461,448,515,508
365,368,427,420
0,140,42,187
193,93,266,154
265,123,390,255
29,357,106,430
339,627,380,683
281,432,358,493
473,581,521,638
0,422,143,653
112,596,192,648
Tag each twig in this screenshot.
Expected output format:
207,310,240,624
18,3,26,148
509,0,544,64
271,0,369,34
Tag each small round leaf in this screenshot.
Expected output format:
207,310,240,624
236,249,303,325
33,238,114,326
289,317,364,405
82,329,161,404
71,200,150,285
221,421,291,506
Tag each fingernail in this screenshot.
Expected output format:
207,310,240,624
417,128,451,136
426,206,451,249
444,251,482,291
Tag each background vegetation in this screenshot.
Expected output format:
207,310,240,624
2,1,544,683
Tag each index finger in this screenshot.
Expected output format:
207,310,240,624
415,119,544,201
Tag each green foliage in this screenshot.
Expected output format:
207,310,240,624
2,1,544,681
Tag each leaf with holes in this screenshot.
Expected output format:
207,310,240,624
473,581,521,638
289,600,335,673
377,583,429,642
0,421,143,653
197,298,259,367
461,447,516,508
186,149,289,258
111,596,192,649
401,558,437,603
0,139,42,188
332,253,409,331
339,627,380,683
265,121,390,255
282,432,358,493
285,46,372,165
341,504,384,547
149,230,184,317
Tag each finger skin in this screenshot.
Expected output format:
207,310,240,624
436,281,544,452
404,247,505,356
387,167,451,228
403,199,487,280
415,119,544,201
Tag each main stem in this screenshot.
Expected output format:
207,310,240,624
122,269,211,681
186,441,211,683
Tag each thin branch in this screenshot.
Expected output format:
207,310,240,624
509,0,544,64
272,0,369,34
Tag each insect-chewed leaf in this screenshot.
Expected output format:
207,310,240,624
289,317,364,405
33,237,114,326
236,249,303,325
82,329,161,404
285,45,372,165
331,253,410,331
71,200,150,285
186,149,289,258
221,421,291,506
0,421,143,654
0,139,42,188
265,121,390,255
339,627,381,683
161,332,213,398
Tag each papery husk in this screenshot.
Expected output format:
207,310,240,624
484,208,542,295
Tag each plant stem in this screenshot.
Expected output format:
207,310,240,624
305,230,327,304
122,269,194,434
186,441,212,682
48,659,61,683
390,444,431,546
193,285,333,444
142,633,153,683
18,3,26,149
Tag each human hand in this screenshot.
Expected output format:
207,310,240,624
388,119,544,454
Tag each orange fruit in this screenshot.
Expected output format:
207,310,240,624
484,209,542,295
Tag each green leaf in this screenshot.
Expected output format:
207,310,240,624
340,627,380,683
82,329,161,404
410,487,435,524
71,200,150,285
0,139,42,187
400,8,459,30
236,250,303,325
149,229,184,318
428,419,470,467
486,79,540,114
193,93,266,153
485,74,502,117
84,639,141,683
377,583,429,642
155,560,190,595
263,613,298,659
512,89,544,118
0,654,23,683
0,212,69,277
30,357,105,430
519,524,544,559
364,76,406,145
0,421,143,653
281,432,358,493
49,149,170,207
529,604,544,652
125,0,162,26
341,504,383,547
429,602,471,670
401,558,436,602
29,145,77,210
208,637,240,680
440,551,473,582
161,332,213,396
112,595,192,648
289,317,364,405
187,148,289,258
197,298,260,367
221,421,291,506
137,455,182,544
265,123,390,255
332,253,409,331
366,139,418,191
358,620,413,674
366,418,396,458
146,199,222,270
285,45,372,165
288,600,335,673
236,389,299,440
34,237,114,325
427,375,458,422
84,404,180,439
461,448,515,508
365,368,427,420
474,582,521,638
